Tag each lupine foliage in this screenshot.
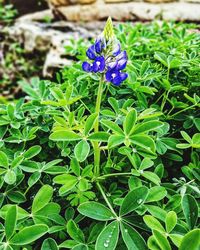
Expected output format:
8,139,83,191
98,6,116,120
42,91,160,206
0,20,200,250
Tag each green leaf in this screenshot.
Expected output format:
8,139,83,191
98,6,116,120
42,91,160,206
142,171,160,185
4,170,16,185
67,220,85,243
123,108,137,135
5,205,17,240
10,224,48,245
59,240,78,248
182,194,198,229
50,130,82,141
28,172,41,187
165,211,177,233
73,244,88,250
7,103,15,120
192,133,200,148
7,191,26,203
11,155,24,168
88,132,110,142
0,151,9,168
180,131,192,143
84,113,97,136
140,61,150,76
147,235,161,250
130,135,156,153
146,186,167,203
169,234,183,248
120,186,149,216
153,230,171,250
23,145,41,159
145,205,167,222
121,222,147,250
179,229,200,250
32,185,53,214
78,178,88,191
50,87,64,100
95,221,119,250
101,120,124,135
70,158,80,176
41,238,58,250
154,52,168,67
53,174,77,184
108,135,125,148
78,202,115,221
139,158,154,170
88,222,106,243
74,140,90,162
133,121,163,134
143,215,165,232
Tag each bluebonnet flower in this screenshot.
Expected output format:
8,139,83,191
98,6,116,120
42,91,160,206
82,18,128,86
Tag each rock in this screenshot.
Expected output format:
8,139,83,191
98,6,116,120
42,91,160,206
79,0,96,4
144,0,175,2
105,0,131,2
53,2,200,22
6,19,102,76
48,0,72,6
17,9,54,22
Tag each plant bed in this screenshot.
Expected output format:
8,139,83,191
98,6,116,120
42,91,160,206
0,18,199,249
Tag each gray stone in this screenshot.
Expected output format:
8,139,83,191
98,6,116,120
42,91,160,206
53,2,200,21
6,18,102,76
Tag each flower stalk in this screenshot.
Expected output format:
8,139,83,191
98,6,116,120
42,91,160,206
94,74,104,177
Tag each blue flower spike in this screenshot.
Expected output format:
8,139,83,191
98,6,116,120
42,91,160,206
82,17,128,86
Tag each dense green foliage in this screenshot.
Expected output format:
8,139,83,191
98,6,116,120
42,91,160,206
0,21,200,249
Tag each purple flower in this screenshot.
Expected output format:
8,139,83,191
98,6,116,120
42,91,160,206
82,61,92,72
92,56,105,73
82,34,128,85
112,43,121,56
115,59,127,71
95,38,106,54
86,45,96,60
106,69,128,86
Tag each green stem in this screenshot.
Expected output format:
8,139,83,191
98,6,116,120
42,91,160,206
96,182,117,217
97,172,132,180
94,75,104,177
169,104,197,118
161,90,170,112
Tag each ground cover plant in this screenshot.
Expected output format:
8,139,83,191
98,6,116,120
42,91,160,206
0,18,200,250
